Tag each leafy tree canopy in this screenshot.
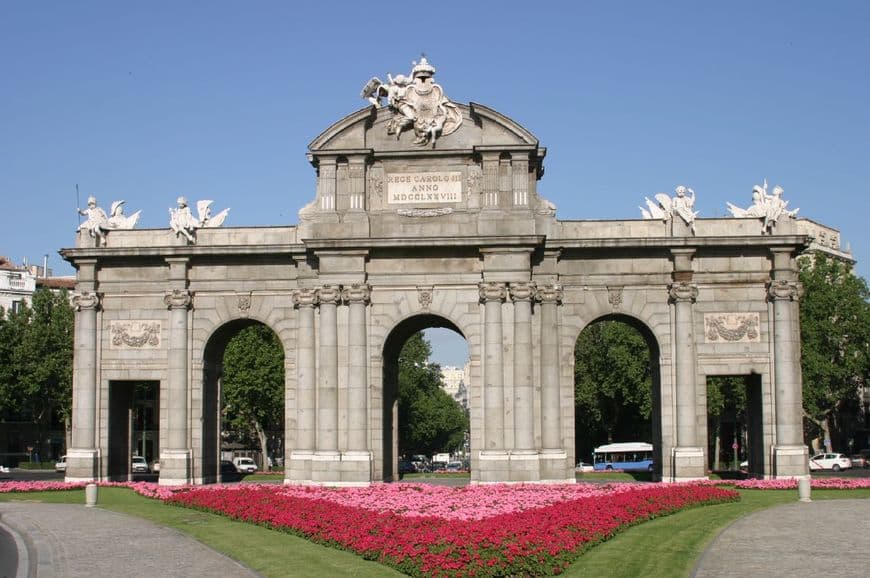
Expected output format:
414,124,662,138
398,332,468,456
799,255,870,439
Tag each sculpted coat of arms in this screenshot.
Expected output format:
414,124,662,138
361,57,463,147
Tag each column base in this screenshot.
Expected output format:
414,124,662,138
508,450,540,482
289,450,372,486
477,450,511,483
772,444,809,478
286,450,315,484
539,449,573,482
64,448,100,482
158,449,191,486
667,447,707,482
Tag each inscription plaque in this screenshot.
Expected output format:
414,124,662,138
387,171,462,204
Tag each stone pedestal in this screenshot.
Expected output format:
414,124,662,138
339,451,373,486
477,450,510,483
508,450,540,482
65,448,99,482
539,449,572,482
671,447,706,481
773,444,809,478
286,450,314,484
158,449,191,486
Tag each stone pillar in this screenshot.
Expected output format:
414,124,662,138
481,153,500,208
67,290,100,481
292,289,318,453
536,284,562,451
669,281,705,479
317,285,341,454
479,282,507,451
343,284,370,453
509,282,538,481
318,158,337,211
510,282,535,451
769,255,808,476
160,287,192,485
342,284,372,484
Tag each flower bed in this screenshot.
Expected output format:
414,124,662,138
165,483,737,577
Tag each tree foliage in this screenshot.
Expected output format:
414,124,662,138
0,289,74,458
398,332,468,456
574,319,652,455
799,255,870,448
221,324,284,466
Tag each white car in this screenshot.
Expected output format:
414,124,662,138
575,462,594,473
55,456,67,472
232,457,258,474
131,456,149,473
808,453,852,472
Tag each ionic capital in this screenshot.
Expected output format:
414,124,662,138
535,284,563,304
72,291,101,311
318,284,342,305
342,283,371,305
768,280,802,302
479,282,507,303
668,282,698,303
292,288,319,308
509,282,535,302
163,289,192,310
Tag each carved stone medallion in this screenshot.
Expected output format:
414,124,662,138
704,313,760,343
109,321,161,349
417,286,433,310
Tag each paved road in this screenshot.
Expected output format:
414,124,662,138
692,498,870,577
0,502,260,578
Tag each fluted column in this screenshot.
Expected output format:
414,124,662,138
769,280,803,446
343,284,370,453
317,285,341,453
510,282,535,452
479,282,506,450
536,284,562,451
164,289,192,452
70,291,100,452
669,282,699,448
292,288,319,451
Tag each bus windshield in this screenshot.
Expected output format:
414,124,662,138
592,442,654,472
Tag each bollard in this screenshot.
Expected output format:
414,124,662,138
85,483,98,507
797,476,811,502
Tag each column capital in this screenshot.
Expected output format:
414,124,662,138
768,280,802,302
163,289,192,310
534,283,562,304
318,284,342,305
342,283,371,305
292,288,320,308
509,281,535,302
479,282,507,303
72,291,101,311
668,282,698,303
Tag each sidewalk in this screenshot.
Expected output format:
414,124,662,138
0,502,260,578
692,499,870,577
1,496,867,577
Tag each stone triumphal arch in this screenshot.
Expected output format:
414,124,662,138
63,59,816,485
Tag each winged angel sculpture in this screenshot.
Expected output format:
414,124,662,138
78,196,141,246
169,196,229,243
640,185,698,234
361,57,462,147
726,179,799,234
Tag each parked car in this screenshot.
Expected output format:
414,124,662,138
232,456,258,474
131,456,149,473
808,453,852,472
55,456,67,472
849,454,869,469
445,461,464,472
575,462,594,473
150,460,160,473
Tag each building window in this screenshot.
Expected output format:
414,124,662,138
11,300,23,313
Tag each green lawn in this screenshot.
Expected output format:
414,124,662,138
2,486,867,577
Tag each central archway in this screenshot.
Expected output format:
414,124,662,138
381,314,468,481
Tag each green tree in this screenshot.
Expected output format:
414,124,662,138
221,324,284,469
799,255,870,452
1,289,74,458
398,332,468,457
574,320,652,458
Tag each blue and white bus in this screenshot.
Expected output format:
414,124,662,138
592,442,654,472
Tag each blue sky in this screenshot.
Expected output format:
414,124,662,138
2,2,867,366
